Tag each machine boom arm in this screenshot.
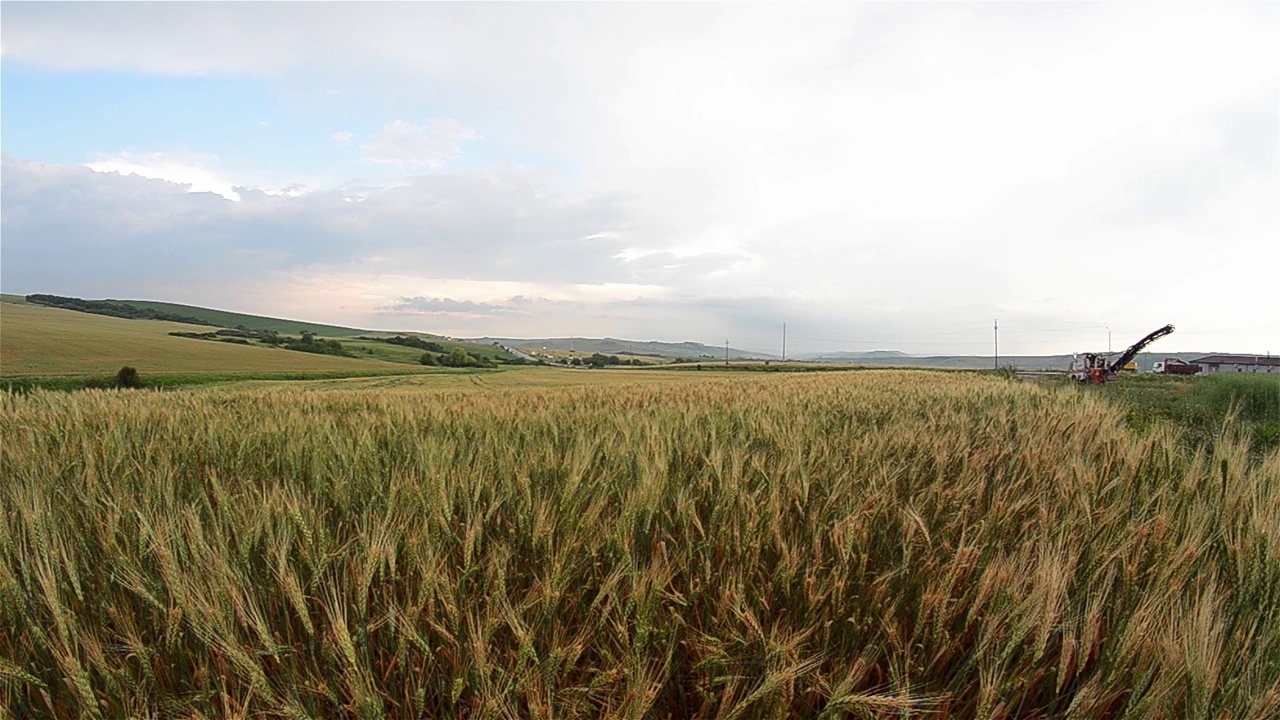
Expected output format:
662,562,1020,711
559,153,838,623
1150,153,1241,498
1108,324,1175,374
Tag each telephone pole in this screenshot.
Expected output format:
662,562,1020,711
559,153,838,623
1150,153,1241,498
725,339,730,366
993,319,999,370
782,323,787,361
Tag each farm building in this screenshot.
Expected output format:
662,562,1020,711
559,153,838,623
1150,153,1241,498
1191,354,1280,374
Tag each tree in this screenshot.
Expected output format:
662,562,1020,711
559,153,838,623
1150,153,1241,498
445,347,472,367
300,331,315,345
419,352,439,366
115,366,143,389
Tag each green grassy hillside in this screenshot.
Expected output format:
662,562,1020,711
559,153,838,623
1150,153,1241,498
0,301,403,377
95,299,369,336
7,294,514,367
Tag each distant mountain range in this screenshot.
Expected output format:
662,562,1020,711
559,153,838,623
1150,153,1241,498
472,337,768,360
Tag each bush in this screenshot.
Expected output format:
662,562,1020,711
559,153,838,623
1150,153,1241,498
419,352,439,366
114,366,143,389
282,339,354,358
374,335,450,354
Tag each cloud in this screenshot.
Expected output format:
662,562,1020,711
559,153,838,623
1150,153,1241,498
1,154,684,295
331,131,355,144
384,296,517,316
83,151,243,201
360,119,480,169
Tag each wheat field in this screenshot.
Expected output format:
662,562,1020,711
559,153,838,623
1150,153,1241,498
1,371,1277,718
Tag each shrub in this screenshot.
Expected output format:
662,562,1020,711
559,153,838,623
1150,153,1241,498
419,352,439,366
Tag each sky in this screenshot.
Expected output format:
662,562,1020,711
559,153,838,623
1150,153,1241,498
1,2,1276,357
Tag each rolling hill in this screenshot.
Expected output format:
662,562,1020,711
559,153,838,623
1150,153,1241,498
20,294,369,337
0,300,404,377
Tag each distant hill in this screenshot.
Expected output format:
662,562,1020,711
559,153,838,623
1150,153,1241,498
474,336,772,360
84,298,367,337
1,294,511,376
0,299,398,377
796,350,911,361
798,352,1216,372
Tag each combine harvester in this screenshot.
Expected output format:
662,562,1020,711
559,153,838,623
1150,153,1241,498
1069,324,1175,384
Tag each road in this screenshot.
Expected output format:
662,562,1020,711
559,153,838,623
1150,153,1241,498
494,343,540,363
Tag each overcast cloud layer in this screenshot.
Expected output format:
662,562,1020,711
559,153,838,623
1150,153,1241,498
2,2,1276,355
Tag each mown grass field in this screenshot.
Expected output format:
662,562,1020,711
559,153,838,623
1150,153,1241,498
2,371,1277,718
0,301,404,377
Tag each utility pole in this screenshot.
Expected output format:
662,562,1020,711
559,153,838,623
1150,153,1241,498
782,323,787,362
1107,327,1112,354
994,319,998,370
725,339,730,366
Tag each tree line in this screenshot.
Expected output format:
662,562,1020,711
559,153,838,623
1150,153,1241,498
27,294,217,326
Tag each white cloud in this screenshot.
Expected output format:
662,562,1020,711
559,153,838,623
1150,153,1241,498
331,131,355,144
83,151,243,201
79,152,320,202
360,119,480,169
